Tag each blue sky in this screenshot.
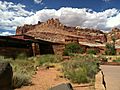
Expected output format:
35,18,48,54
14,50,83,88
0,0,120,35
4,0,120,11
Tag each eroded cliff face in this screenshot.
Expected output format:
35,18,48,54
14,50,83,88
16,21,42,35
16,18,107,44
16,24,36,35
107,28,120,45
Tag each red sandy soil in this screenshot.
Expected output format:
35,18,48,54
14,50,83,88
16,67,94,90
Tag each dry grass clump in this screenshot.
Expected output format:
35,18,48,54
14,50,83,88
62,55,99,84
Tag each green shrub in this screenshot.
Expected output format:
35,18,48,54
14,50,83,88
11,59,36,76
9,60,34,88
113,59,120,62
0,55,5,60
98,56,108,62
11,59,36,89
63,50,75,56
63,43,85,56
71,54,99,62
16,53,28,60
62,59,99,84
87,49,99,55
105,43,116,55
65,67,89,83
36,55,62,66
12,72,32,88
63,49,70,56
113,57,120,62
0,56,37,89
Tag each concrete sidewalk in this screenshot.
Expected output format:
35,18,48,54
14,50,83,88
101,65,120,90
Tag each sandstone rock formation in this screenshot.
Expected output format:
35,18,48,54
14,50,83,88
15,18,120,55
107,28,120,45
0,62,13,90
16,18,107,44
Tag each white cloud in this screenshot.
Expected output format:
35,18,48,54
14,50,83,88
106,13,120,28
0,32,14,36
25,7,120,31
34,0,43,4
0,1,34,31
0,0,120,34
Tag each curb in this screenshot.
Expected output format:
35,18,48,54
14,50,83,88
95,70,106,90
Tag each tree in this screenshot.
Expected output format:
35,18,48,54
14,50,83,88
105,34,116,55
105,43,116,55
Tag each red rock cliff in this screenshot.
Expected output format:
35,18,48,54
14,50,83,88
107,28,120,45
16,18,107,44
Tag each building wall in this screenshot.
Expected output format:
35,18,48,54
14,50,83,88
0,47,33,58
52,44,65,55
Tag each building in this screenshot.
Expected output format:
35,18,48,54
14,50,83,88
0,35,65,58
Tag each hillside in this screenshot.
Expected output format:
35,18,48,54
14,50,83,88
16,18,120,47
16,18,107,44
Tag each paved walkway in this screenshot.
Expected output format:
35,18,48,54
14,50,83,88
101,65,120,90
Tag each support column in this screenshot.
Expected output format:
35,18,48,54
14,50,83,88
32,43,40,56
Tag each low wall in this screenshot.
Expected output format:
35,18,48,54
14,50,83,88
101,62,120,66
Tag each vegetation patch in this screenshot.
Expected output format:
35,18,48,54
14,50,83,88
63,43,85,56
36,54,63,66
12,72,31,89
87,49,99,55
0,55,36,89
113,57,120,62
0,54,100,88
62,55,100,84
105,43,116,55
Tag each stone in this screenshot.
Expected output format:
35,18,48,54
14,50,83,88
95,71,106,90
0,62,13,90
16,24,36,35
49,83,73,90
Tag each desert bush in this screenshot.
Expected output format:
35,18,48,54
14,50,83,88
63,43,85,56
0,55,5,60
11,59,37,89
12,72,31,88
36,55,62,66
105,43,116,55
16,53,28,60
64,67,89,83
12,59,36,76
113,57,120,62
62,58,99,84
97,55,108,62
87,49,99,55
0,56,36,89
113,59,120,62
63,49,75,56
71,54,99,62
63,49,70,56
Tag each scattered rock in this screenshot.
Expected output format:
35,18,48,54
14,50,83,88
49,83,73,90
0,62,13,90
